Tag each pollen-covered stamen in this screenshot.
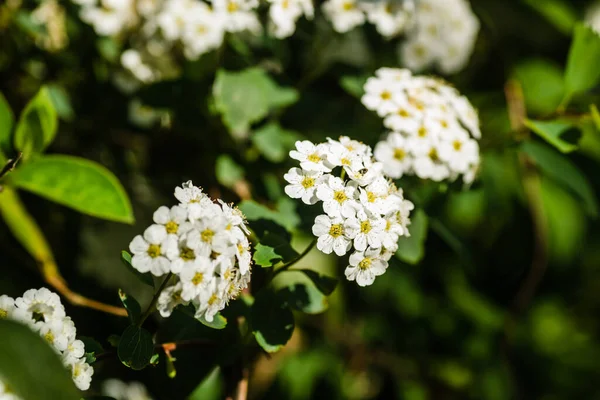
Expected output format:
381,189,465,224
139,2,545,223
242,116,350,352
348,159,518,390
44,331,55,344
192,272,204,286
329,224,343,238
393,148,406,160
333,190,348,203
180,247,195,261
358,257,372,270
452,140,462,151
360,220,372,234
366,192,377,203
301,176,315,188
201,229,214,243
147,244,161,258
165,221,179,234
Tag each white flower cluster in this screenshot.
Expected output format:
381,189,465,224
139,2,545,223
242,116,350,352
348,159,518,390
399,0,480,74
362,68,481,183
0,288,93,395
102,379,153,400
284,136,414,287
322,0,479,74
70,0,313,88
128,181,252,322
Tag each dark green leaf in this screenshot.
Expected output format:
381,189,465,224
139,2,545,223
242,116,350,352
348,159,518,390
0,319,80,400
513,59,564,115
117,325,154,370
564,24,600,101
279,283,329,314
524,119,578,153
247,218,291,241
251,290,295,353
253,243,282,267
107,334,120,348
523,0,577,35
121,250,154,287
118,289,142,324
251,122,301,163
239,199,299,231
296,269,338,295
196,313,228,330
215,155,244,189
396,209,429,265
339,75,367,98
0,92,14,154
522,141,598,216
13,86,58,159
260,232,299,262
212,68,298,138
10,155,134,223
80,336,104,364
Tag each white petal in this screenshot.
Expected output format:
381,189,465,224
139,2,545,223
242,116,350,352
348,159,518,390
144,224,167,244
153,206,170,224
129,235,148,254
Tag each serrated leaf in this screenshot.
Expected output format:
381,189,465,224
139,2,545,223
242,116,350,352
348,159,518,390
522,141,598,217
251,122,301,163
253,243,282,267
13,86,58,159
117,325,154,370
118,289,142,324
564,24,600,102
0,92,14,155
197,313,228,330
213,68,298,138
296,269,338,295
0,319,80,400
396,209,429,265
10,155,134,223
251,290,295,353
524,119,579,153
121,250,154,287
279,283,329,314
215,155,244,189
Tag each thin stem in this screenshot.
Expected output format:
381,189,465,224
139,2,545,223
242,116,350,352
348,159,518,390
274,239,316,276
138,272,173,326
0,152,21,180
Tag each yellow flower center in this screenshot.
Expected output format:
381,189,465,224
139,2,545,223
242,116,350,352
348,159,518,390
165,221,178,234
453,140,462,151
429,148,439,162
380,91,391,100
301,176,315,189
398,108,410,117
180,247,195,261
192,272,204,286
358,258,372,270
360,220,371,234
394,148,406,160
147,244,161,258
227,1,238,12
341,157,351,166
440,120,449,128
333,190,347,203
0,309,7,319
366,192,377,203
201,229,214,243
342,1,354,10
44,331,55,344
418,127,428,137
385,220,392,231
197,25,207,34
208,294,219,305
329,224,343,238
307,153,321,163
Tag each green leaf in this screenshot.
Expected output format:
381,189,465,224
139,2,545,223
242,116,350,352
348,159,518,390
396,209,429,265
339,75,368,98
46,84,75,122
564,24,600,102
79,336,104,364
279,283,329,314
523,0,577,35
118,289,142,324
189,367,223,400
121,250,154,287
295,269,338,295
524,119,579,153
251,290,295,353
239,199,299,231
196,313,228,330
13,86,58,158
10,155,134,223
0,319,80,400
513,59,564,115
522,141,598,217
215,155,244,189
213,68,298,138
251,122,301,163
0,92,14,154
117,325,154,370
253,243,282,267
260,232,299,262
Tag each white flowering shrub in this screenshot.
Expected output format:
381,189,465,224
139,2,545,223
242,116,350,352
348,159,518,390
362,68,481,183
3,1,600,400
284,136,413,286
0,289,93,394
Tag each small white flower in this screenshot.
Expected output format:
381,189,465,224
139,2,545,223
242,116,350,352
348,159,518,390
326,140,364,173
345,248,388,286
187,216,229,257
102,379,153,400
364,0,411,38
129,224,175,276
153,205,190,238
344,209,385,251
194,279,227,322
361,76,403,117
70,358,94,391
14,288,66,323
174,180,208,206
283,168,324,205
180,258,215,301
62,339,85,366
312,214,353,256
322,0,365,33
289,140,333,172
157,282,186,318
316,175,359,218
374,132,412,179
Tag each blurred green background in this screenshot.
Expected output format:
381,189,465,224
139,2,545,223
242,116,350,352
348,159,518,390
2,0,600,399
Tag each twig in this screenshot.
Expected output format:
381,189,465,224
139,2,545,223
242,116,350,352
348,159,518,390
95,337,215,362
0,152,22,184
138,273,173,326
273,239,316,276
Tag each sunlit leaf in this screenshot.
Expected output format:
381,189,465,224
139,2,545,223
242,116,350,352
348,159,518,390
524,119,578,153
11,155,134,223
0,319,80,400
0,92,14,155
564,24,600,102
251,122,301,163
523,0,577,35
197,313,227,330
513,59,564,115
215,155,244,189
253,243,282,267
13,86,58,159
